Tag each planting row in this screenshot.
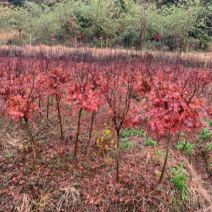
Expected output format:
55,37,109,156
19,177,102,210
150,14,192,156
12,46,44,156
0,56,212,183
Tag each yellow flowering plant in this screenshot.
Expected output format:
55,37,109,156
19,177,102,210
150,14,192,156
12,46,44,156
95,123,116,154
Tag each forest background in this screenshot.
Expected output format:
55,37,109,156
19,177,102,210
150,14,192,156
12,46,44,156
0,0,212,52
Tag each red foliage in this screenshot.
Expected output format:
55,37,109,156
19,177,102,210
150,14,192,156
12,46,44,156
0,61,40,120
154,33,162,40
77,34,84,40
132,68,211,139
67,63,103,113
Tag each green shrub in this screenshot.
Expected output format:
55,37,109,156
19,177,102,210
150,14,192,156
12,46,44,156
176,141,195,155
169,162,191,201
121,128,132,137
144,137,157,147
121,128,146,137
121,139,134,150
208,121,212,127
135,129,146,137
207,143,212,151
169,162,188,176
171,174,191,201
119,27,138,47
200,128,212,141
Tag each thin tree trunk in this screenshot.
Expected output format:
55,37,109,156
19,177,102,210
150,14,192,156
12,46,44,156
182,140,188,152
113,0,117,57
30,33,31,46
186,30,188,53
74,108,83,157
176,131,181,143
182,132,190,152
93,0,101,47
56,94,64,140
158,134,173,185
38,98,42,116
20,117,23,125
116,132,120,182
47,96,49,120
24,117,37,164
138,17,145,55
140,36,143,52
87,112,95,151
161,21,166,67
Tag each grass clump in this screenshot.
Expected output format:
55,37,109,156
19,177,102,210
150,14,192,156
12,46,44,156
206,143,212,151
169,162,191,201
199,128,212,141
121,137,134,150
144,137,157,147
121,128,146,137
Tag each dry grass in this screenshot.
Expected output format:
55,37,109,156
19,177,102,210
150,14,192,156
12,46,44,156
17,194,31,212
0,44,212,65
0,100,24,152
57,186,80,211
144,147,212,211
182,156,212,210
0,118,23,153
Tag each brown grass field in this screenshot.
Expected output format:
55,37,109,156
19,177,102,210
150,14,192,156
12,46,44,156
0,29,212,64
0,44,212,68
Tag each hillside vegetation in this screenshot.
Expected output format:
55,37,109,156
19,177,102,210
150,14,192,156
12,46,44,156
0,0,211,51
